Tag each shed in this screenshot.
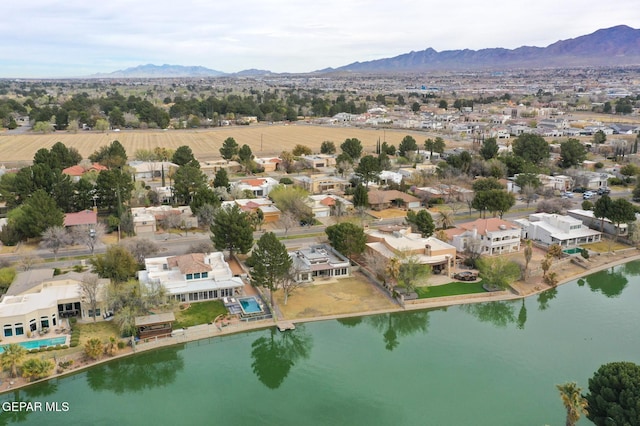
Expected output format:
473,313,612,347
135,312,175,339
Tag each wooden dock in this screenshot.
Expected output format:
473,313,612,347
277,322,296,331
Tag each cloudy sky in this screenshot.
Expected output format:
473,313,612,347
2,0,639,78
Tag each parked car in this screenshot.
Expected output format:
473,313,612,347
561,191,574,199
583,191,595,199
573,187,587,193
597,188,610,195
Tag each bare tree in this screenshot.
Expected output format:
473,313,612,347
40,226,72,260
121,237,159,264
280,211,298,235
18,254,42,271
363,250,389,281
196,203,218,229
186,240,215,254
80,273,102,322
160,213,181,234
281,265,304,305
72,223,106,255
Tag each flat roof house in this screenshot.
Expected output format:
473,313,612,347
289,244,351,283
0,270,109,341
514,213,602,247
138,252,244,303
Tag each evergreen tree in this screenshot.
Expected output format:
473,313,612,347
220,137,239,160
325,222,366,261
398,135,418,158
172,145,198,167
352,184,369,209
213,169,230,190
340,138,363,161
11,190,64,239
406,210,435,237
250,232,292,307
479,137,499,160
210,204,253,256
586,361,640,425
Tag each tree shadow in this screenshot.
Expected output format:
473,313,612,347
462,301,516,328
366,311,430,351
586,267,628,298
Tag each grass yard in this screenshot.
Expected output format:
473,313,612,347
173,300,227,328
415,280,486,299
77,321,121,346
582,240,630,252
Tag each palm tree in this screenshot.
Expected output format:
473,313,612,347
523,240,533,280
385,257,401,287
1,344,27,378
541,255,553,278
556,381,588,426
21,358,54,382
438,209,454,229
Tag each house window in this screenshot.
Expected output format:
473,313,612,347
202,272,208,278
52,315,57,326
186,274,193,280
95,308,100,317
41,316,50,328
88,310,93,318
194,273,201,279
3,326,12,337
29,319,36,332
14,324,24,336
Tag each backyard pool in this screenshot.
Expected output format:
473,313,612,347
0,336,67,353
563,247,583,255
238,297,263,315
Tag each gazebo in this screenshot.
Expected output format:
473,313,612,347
135,312,175,339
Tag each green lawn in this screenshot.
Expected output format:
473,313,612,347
415,280,486,299
173,300,227,328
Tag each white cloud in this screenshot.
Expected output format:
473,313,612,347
2,0,639,77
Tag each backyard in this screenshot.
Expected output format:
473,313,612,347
173,300,227,328
415,280,486,299
274,273,397,320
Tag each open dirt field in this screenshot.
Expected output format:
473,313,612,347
0,124,445,164
274,273,397,320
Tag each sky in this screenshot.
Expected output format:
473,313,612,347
2,0,640,78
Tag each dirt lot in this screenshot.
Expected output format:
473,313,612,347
274,273,397,320
367,208,407,219
0,125,446,164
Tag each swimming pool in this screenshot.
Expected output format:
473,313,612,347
0,336,67,353
238,297,263,315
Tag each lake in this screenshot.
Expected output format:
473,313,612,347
2,261,640,425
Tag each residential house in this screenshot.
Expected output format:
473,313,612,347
513,213,601,247
413,185,474,204
222,199,281,223
289,244,351,283
62,163,108,182
254,157,282,173
366,226,457,276
367,189,421,211
64,210,98,229
138,252,244,303
444,218,521,255
0,270,109,340
566,209,628,237
292,174,351,195
130,206,198,236
128,161,178,182
573,172,610,191
232,177,279,197
301,155,336,169
199,160,242,179
307,194,354,218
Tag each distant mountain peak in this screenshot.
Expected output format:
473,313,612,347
328,25,640,73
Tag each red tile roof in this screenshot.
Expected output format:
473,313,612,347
62,163,108,176
240,178,266,187
320,197,335,206
64,210,98,227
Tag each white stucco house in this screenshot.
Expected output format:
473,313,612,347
443,218,521,255
513,213,601,247
289,244,351,283
138,252,244,303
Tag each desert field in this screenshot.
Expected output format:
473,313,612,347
0,124,445,165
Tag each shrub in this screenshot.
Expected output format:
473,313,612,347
117,341,125,350
53,268,62,276
581,249,590,259
29,349,39,354
46,346,55,351
70,317,77,325
72,265,86,273
61,345,68,349
594,162,604,169
70,341,79,348
279,177,293,185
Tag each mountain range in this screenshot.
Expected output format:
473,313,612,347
93,25,640,78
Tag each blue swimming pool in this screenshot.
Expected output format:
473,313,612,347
0,336,67,353
238,297,263,315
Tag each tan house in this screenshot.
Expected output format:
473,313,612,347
367,189,421,210
292,174,351,195
444,218,521,255
62,163,108,182
223,199,281,223
366,226,457,276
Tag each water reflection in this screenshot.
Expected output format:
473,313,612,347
517,299,527,330
586,267,628,298
250,325,312,389
86,345,185,394
537,287,558,311
623,260,640,276
366,311,430,351
462,301,516,328
0,391,32,425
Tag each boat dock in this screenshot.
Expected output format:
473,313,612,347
277,322,296,331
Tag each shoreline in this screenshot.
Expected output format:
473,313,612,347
2,250,639,396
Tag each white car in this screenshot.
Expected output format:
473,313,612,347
561,192,574,199
583,191,595,199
